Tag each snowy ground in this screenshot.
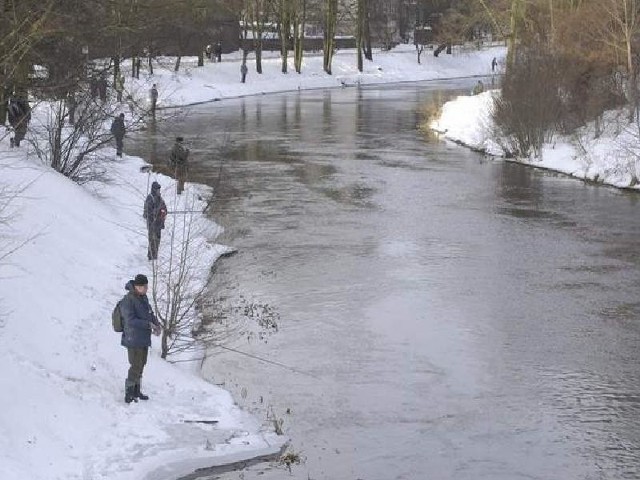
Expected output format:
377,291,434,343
124,44,506,108
0,133,285,479
0,44,507,480
432,90,640,190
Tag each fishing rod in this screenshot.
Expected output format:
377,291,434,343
171,343,320,380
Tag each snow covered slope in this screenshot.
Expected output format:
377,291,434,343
0,138,285,480
432,91,640,190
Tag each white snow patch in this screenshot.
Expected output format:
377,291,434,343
126,45,506,108
432,91,640,190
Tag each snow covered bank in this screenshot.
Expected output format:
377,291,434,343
432,91,640,190
127,44,506,108
0,134,286,479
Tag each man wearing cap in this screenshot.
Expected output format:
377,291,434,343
120,274,162,403
143,181,167,261
169,136,189,195
110,113,126,157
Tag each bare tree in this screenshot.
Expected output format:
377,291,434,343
150,194,217,359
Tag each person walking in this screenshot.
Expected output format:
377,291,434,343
214,41,222,63
98,75,108,103
143,181,167,261
110,113,126,157
491,57,498,72
150,84,158,117
241,62,248,83
7,96,31,148
115,73,125,103
169,136,189,195
119,274,162,404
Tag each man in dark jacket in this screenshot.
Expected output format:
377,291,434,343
169,136,189,194
120,274,161,403
143,181,167,260
8,97,31,148
110,113,126,157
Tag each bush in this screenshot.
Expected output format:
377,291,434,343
492,46,561,158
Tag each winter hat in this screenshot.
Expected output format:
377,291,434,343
151,181,161,191
133,274,148,286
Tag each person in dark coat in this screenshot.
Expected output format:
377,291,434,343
98,75,108,103
214,41,222,63
241,62,248,83
150,84,158,117
120,274,161,403
110,113,126,157
492,57,498,72
143,181,167,260
7,97,31,148
169,136,189,195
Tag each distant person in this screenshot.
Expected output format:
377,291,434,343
143,181,167,261
205,44,213,62
119,274,162,403
169,136,189,195
214,41,222,63
67,91,77,125
110,113,126,157
472,80,484,95
98,75,108,103
491,57,498,72
150,84,158,116
90,75,99,99
115,73,125,102
241,62,248,83
7,96,31,148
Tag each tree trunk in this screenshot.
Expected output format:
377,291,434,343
161,330,168,359
323,0,337,74
356,0,364,72
364,2,373,61
113,56,121,86
507,0,522,71
294,0,306,73
280,0,291,74
254,0,264,74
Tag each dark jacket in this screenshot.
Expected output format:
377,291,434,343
143,191,167,231
110,117,126,138
120,281,159,348
169,143,189,168
8,99,31,131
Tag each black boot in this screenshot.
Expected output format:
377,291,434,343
135,384,149,401
125,385,138,404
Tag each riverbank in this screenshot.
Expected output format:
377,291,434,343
0,127,286,479
431,90,640,190
125,44,506,108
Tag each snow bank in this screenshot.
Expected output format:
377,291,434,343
432,91,640,190
127,44,506,108
0,131,285,480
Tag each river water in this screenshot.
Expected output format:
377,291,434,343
132,80,640,480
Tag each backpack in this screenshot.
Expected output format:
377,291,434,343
112,296,127,332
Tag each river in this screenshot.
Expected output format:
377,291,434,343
132,80,640,480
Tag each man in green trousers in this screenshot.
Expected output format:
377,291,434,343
119,274,162,403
